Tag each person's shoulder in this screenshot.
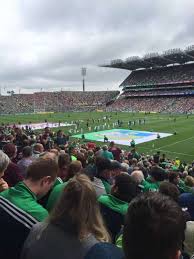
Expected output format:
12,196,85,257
8,161,19,169
180,192,194,198
98,194,109,202
46,182,67,212
21,195,48,222
53,181,67,192
85,242,124,259
0,188,9,197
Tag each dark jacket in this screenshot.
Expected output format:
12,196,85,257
98,194,128,242
179,193,194,220
21,222,124,259
0,196,38,259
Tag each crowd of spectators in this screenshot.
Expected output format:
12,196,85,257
122,63,194,86
1,124,194,258
123,88,194,97
108,96,194,113
0,91,119,114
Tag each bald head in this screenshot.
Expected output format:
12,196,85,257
131,170,144,184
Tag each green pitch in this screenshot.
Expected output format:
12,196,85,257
0,112,194,162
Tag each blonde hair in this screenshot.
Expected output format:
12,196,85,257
185,176,194,187
49,174,110,242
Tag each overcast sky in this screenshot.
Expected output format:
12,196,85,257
0,0,194,94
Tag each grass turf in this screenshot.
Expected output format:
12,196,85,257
0,112,193,162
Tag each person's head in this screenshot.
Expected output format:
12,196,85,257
33,143,44,154
159,181,180,202
58,153,70,170
49,174,110,242
111,161,122,177
57,130,63,137
182,170,188,179
88,150,94,157
102,145,108,151
44,127,51,134
22,146,32,158
111,173,139,202
168,171,180,185
76,152,87,168
123,192,186,259
131,170,144,184
65,161,82,181
96,157,112,180
40,151,58,161
109,141,115,148
121,162,129,172
15,127,23,136
25,158,58,198
131,158,137,166
3,143,17,159
150,166,166,182
69,146,78,156
0,150,10,178
184,175,194,187
50,149,59,156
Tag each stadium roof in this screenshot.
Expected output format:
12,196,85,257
100,45,194,71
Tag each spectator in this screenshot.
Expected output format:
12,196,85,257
3,143,23,187
100,145,114,160
159,181,180,202
0,150,9,192
96,157,112,194
17,146,33,178
109,141,122,162
98,173,139,241
159,181,191,222
46,161,82,212
120,162,129,172
41,127,53,150
123,193,186,259
111,160,122,177
184,221,194,257
142,166,166,192
179,192,194,220
69,146,78,161
15,127,29,149
185,175,194,188
128,158,138,174
131,170,145,184
21,174,123,259
32,143,44,159
0,158,58,259
55,130,67,146
57,153,71,180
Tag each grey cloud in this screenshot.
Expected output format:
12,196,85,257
0,0,194,93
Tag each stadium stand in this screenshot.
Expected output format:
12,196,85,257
0,91,119,114
104,46,194,113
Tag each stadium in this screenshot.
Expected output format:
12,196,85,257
1,44,194,259
1,45,194,162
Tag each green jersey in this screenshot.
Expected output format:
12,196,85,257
98,194,129,216
0,182,48,221
142,179,160,192
46,182,68,212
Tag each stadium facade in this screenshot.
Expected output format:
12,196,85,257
102,45,194,114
